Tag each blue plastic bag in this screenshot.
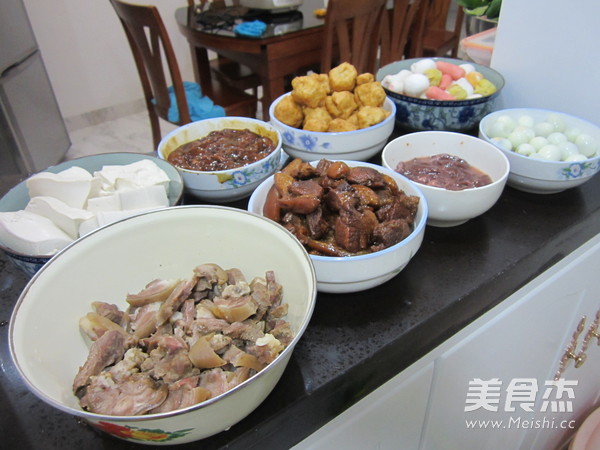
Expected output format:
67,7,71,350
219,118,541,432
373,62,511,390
165,82,225,123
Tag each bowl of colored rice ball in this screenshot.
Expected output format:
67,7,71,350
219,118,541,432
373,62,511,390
376,57,505,133
479,108,600,194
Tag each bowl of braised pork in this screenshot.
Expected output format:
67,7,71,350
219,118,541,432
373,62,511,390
9,205,316,445
157,117,284,202
381,131,509,227
247,158,428,293
268,62,396,162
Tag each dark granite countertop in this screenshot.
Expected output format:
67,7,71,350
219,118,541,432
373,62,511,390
1,156,599,449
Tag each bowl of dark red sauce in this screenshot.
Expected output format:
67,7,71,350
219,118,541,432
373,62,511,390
158,117,284,202
382,131,509,227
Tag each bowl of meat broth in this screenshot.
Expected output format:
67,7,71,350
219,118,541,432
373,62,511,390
157,117,284,202
382,131,509,227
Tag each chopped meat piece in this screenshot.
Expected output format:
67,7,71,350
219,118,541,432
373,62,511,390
92,302,130,330
334,208,372,253
150,377,210,414
372,219,411,250
130,302,161,339
73,329,132,393
140,335,197,384
80,372,168,415
346,166,386,188
278,195,321,215
324,181,356,211
157,278,196,326
198,368,230,398
79,312,129,341
247,334,285,365
288,179,324,198
376,193,419,224
126,278,181,307
306,206,330,239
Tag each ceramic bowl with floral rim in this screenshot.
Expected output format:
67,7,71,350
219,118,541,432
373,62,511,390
268,95,396,162
9,205,316,445
157,117,283,202
479,108,600,194
376,57,504,133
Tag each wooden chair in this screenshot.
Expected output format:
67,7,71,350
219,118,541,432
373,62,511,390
109,0,257,149
187,0,261,97
379,0,427,67
320,0,388,74
409,0,465,58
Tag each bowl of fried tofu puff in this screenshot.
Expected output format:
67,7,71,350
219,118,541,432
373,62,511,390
9,205,317,444
0,153,183,277
269,62,396,162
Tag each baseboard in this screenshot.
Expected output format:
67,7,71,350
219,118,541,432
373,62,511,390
64,99,146,133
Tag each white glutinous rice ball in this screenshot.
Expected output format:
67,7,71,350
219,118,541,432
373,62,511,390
558,142,580,160
529,136,548,151
574,134,598,157
381,74,404,94
492,137,513,151
547,113,566,132
516,143,535,156
494,115,517,134
517,115,535,128
403,73,430,97
459,63,476,74
547,132,568,146
533,121,555,137
537,144,562,161
410,58,436,74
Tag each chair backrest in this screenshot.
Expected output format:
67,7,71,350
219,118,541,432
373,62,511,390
320,0,388,74
410,0,465,58
379,0,426,67
109,0,191,148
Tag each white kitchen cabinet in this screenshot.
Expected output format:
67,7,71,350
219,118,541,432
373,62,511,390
294,233,600,450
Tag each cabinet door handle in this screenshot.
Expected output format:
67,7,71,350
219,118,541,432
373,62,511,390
555,309,600,380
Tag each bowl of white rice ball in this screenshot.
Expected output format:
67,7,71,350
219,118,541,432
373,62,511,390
479,108,600,194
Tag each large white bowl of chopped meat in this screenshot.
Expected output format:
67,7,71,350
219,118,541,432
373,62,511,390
157,117,284,202
248,158,428,293
9,205,316,445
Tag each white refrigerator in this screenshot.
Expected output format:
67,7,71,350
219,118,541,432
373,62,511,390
0,0,70,175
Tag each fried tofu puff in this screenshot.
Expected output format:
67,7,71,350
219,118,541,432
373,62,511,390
291,74,329,108
274,94,304,128
324,91,358,119
303,107,332,132
356,73,375,85
354,82,387,107
328,118,358,132
356,106,390,129
328,62,358,92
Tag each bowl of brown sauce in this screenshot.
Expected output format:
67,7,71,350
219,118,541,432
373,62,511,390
382,131,509,227
157,117,284,202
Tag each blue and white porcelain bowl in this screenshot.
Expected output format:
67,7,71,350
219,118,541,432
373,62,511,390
157,117,283,202
479,108,600,194
376,57,504,132
268,95,396,162
0,153,183,277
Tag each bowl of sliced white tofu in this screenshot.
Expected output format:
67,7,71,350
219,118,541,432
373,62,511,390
0,152,183,277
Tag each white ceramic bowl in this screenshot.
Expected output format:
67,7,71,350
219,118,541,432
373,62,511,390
376,57,504,132
268,95,396,161
0,152,183,277
9,205,316,445
247,160,428,293
381,131,509,227
157,117,283,202
479,108,600,194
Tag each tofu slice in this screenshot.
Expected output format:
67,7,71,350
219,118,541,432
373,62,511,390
25,196,95,240
0,210,73,256
26,166,94,209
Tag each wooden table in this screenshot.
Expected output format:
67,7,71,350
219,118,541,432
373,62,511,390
175,1,326,119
